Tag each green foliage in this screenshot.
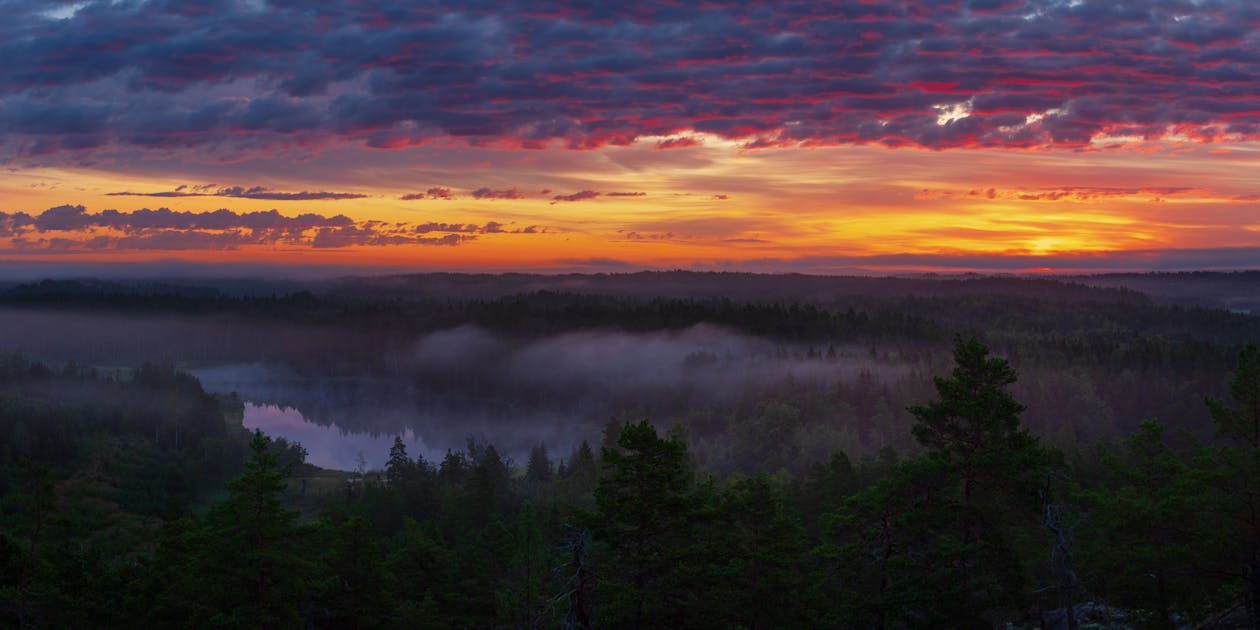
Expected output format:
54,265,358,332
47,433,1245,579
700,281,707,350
493,502,558,627
1206,343,1260,447
591,420,698,627
714,474,815,628
1,307,1259,628
525,442,553,484
1202,343,1260,622
384,519,458,627
1076,421,1231,627
909,335,1028,461
199,430,310,627
318,515,389,629
826,455,1026,627
823,337,1051,626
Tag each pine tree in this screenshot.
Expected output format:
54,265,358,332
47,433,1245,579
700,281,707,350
717,475,813,629
592,420,696,628
526,443,553,484
565,440,598,493
1206,344,1260,448
386,436,414,488
828,336,1046,625
909,335,1048,517
1078,421,1227,628
320,515,389,629
494,502,555,626
204,430,308,628
1204,344,1260,624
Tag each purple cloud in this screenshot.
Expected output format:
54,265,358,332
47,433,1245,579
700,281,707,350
472,187,526,200
0,205,548,251
108,186,368,201
5,0,1260,157
401,186,456,200
552,190,600,203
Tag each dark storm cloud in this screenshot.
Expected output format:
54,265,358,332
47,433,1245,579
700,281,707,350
0,205,546,251
6,0,1260,156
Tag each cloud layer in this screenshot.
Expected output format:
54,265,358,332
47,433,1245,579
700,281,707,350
108,185,368,201
0,205,543,251
6,0,1260,159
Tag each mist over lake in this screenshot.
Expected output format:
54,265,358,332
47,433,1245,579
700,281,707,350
187,323,904,470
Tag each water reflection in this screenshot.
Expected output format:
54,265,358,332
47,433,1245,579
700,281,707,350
191,363,591,470
242,403,428,471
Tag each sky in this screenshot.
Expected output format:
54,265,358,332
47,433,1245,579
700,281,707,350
3,0,1260,276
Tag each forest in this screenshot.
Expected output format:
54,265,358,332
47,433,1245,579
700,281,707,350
0,271,1258,627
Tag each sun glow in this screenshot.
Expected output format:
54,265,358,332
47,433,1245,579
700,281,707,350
3,138,1260,272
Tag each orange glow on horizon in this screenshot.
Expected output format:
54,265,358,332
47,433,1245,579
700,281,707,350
3,138,1260,273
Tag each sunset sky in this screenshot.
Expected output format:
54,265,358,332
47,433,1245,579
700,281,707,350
4,0,1260,275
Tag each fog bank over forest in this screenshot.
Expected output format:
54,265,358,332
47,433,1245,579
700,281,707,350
0,271,1254,470
191,324,906,461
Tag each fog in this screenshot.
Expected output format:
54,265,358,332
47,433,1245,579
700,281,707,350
189,324,907,468
0,302,915,470
412,323,892,403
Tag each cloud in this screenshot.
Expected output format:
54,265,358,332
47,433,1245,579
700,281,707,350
655,137,702,150
29,205,355,232
606,191,646,197
552,190,600,203
108,186,368,201
621,231,675,240
311,227,468,248
414,222,478,234
401,186,455,201
0,211,37,236
914,186,1211,202
472,187,525,200
0,205,545,251
9,0,1260,157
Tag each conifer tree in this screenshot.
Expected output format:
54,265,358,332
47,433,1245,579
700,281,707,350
592,420,695,628
386,436,414,488
908,335,1041,503
1204,344,1260,624
1077,421,1225,628
829,336,1043,626
526,443,553,484
204,430,308,628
